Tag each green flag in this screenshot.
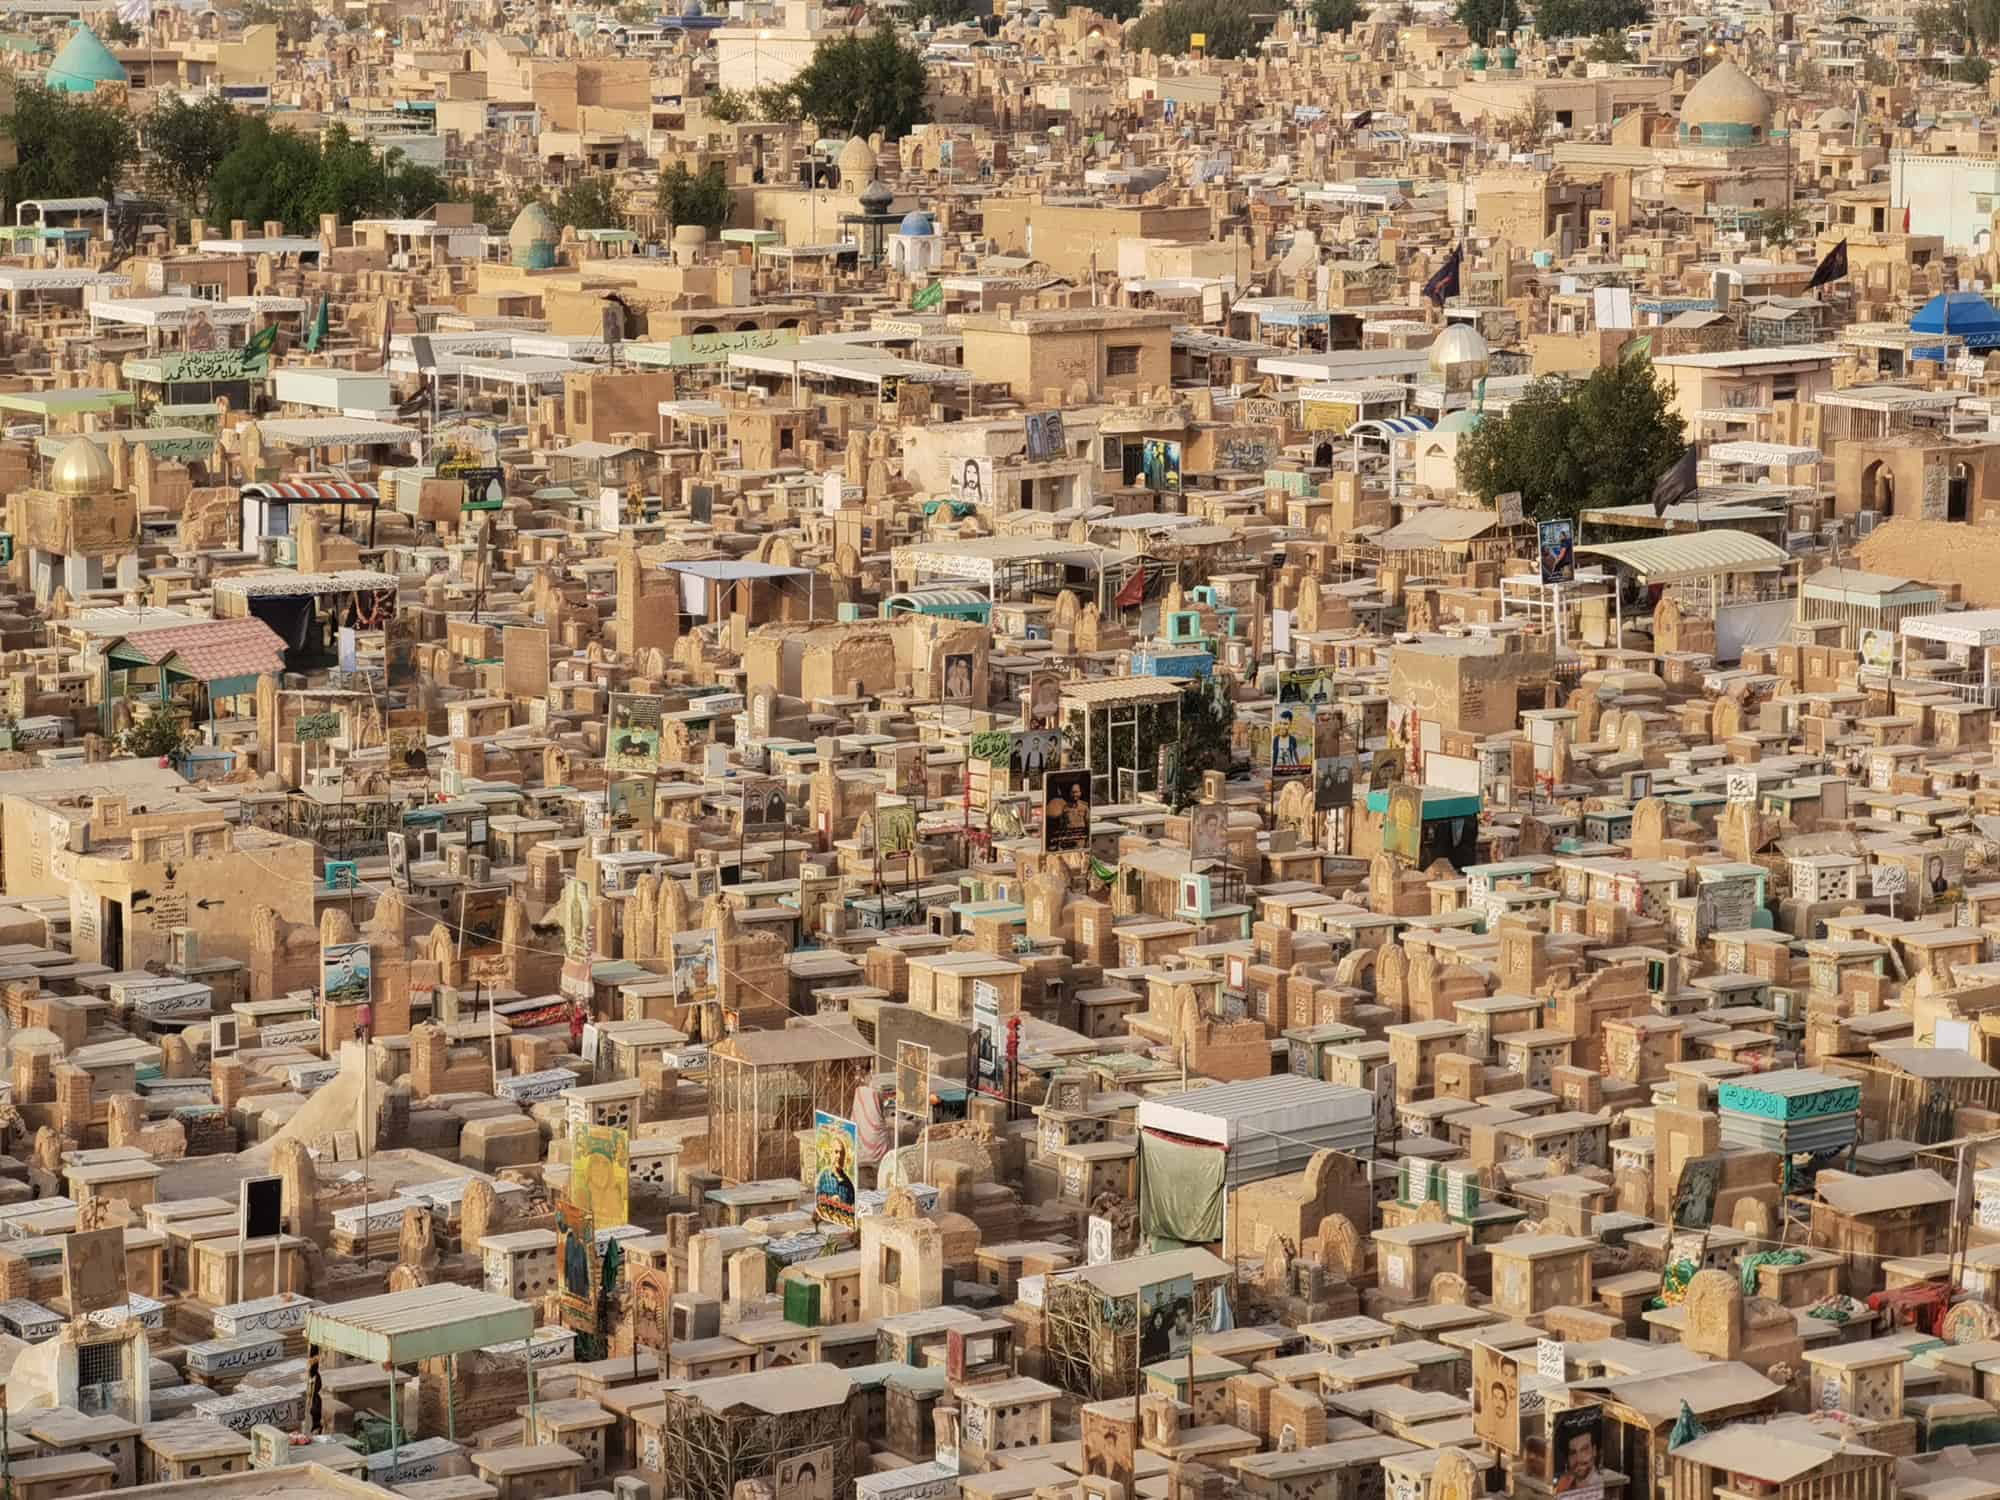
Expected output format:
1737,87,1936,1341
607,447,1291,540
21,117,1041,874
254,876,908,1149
1622,332,1652,363
303,295,329,354
911,280,943,312
240,322,280,362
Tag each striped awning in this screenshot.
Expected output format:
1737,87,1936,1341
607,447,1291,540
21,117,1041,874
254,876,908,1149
1349,415,1434,438
241,481,380,501
1576,529,1789,583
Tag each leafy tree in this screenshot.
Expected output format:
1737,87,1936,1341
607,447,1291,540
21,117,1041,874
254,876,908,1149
659,161,734,234
907,0,981,25
1126,0,1272,56
1584,28,1630,60
105,17,139,42
1533,0,1648,39
784,26,931,140
1861,52,1894,82
704,86,754,120
1758,202,1810,247
1162,679,1238,810
119,708,194,762
1456,357,1685,522
553,174,619,229
1916,0,1961,49
1455,0,1505,43
206,119,447,232
1958,52,1993,82
145,94,242,214
1312,0,1364,33
0,82,137,204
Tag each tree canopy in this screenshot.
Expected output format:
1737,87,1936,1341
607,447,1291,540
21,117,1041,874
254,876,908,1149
659,161,734,235
1126,0,1272,56
205,119,446,233
146,94,243,214
1312,0,1365,32
553,174,620,230
783,27,931,140
1455,357,1686,521
1,82,138,205
1454,0,1505,43
1531,0,1648,38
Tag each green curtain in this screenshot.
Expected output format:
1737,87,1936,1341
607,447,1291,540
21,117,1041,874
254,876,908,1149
1139,1129,1226,1245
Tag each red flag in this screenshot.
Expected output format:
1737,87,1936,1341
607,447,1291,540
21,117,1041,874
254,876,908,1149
1114,566,1147,608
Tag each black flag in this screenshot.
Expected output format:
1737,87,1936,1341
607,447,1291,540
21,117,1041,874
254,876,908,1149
1650,445,1698,517
1423,244,1462,307
1806,238,1849,293
1350,109,1373,130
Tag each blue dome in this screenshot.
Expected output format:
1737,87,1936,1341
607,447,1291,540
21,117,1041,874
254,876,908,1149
898,210,934,236
46,24,125,92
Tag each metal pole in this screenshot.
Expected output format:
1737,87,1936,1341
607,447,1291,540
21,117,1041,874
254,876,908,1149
388,1361,400,1475
446,1356,456,1441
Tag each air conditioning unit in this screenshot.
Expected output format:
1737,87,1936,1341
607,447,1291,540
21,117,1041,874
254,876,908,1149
1857,509,1879,536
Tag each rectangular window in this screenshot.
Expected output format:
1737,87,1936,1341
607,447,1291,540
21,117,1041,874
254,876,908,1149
1106,345,1141,377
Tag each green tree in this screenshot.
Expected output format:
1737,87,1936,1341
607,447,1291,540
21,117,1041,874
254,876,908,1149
207,119,446,232
104,17,139,42
1456,358,1685,521
0,82,138,205
1312,0,1364,33
784,26,931,139
659,161,734,234
1957,52,1993,82
1916,0,1961,48
145,94,242,214
1533,0,1648,39
907,0,981,25
118,708,194,762
1455,0,1505,43
1162,679,1238,810
704,86,754,120
553,173,619,229
1584,28,1631,60
1126,0,1272,56
1759,202,1810,247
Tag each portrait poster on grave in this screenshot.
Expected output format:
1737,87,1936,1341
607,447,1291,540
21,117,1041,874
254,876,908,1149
573,1124,630,1229
321,941,372,1006
457,887,507,959
1670,1154,1723,1230
607,693,665,773
1190,802,1228,860
607,775,655,833
1315,755,1355,811
1139,1275,1195,1364
1270,706,1311,779
941,652,975,702
896,1041,932,1117
386,831,410,888
777,1446,835,1500
814,1110,860,1231
558,1200,599,1335
1472,1342,1522,1455
1043,769,1092,852
1027,670,1061,729
1551,1404,1606,1499
1383,784,1424,863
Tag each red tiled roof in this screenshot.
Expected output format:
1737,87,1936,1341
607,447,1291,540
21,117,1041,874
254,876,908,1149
116,617,288,683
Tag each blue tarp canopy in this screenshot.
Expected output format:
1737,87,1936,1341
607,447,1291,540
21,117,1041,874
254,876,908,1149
1912,291,2000,351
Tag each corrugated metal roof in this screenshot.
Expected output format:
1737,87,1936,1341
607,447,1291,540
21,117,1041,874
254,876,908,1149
1575,529,1789,582
306,1284,533,1364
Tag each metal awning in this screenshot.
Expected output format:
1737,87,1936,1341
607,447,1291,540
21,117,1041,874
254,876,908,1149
1575,529,1790,582
1708,441,1822,467
242,480,380,501
306,1285,533,1364
1349,415,1434,438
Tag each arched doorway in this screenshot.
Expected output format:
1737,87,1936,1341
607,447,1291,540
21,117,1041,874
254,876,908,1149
1314,440,1334,467
1860,459,1894,514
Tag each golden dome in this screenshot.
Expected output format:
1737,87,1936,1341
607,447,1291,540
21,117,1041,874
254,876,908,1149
1680,59,1772,134
49,436,112,496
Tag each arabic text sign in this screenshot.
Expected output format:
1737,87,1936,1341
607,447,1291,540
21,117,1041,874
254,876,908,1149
664,328,801,365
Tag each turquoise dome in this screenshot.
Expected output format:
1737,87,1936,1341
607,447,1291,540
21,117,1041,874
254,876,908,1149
509,202,559,270
1437,409,1486,434
46,24,126,92
1497,41,1517,67
898,210,934,236
1468,43,1488,69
